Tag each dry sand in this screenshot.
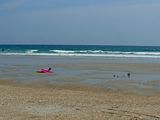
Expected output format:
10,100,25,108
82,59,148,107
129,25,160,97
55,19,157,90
0,80,160,120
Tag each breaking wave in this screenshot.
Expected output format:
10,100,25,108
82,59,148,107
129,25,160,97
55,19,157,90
1,49,160,58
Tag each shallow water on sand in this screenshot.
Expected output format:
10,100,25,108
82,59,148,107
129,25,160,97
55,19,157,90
1,55,160,94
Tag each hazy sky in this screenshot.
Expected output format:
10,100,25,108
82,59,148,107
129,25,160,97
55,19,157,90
0,0,160,45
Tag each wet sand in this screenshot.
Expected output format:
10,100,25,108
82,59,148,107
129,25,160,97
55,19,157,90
0,80,160,120
1,56,160,119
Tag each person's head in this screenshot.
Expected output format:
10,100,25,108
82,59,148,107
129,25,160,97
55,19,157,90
48,68,51,71
128,73,130,76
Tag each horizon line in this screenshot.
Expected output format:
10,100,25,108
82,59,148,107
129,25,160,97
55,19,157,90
0,44,160,47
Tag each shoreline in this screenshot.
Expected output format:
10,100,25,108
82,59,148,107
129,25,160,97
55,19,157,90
1,55,160,119
1,56,160,95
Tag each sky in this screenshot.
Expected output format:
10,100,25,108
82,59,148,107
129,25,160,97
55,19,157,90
0,0,160,45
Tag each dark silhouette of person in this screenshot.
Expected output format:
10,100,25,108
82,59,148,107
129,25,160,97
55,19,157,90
48,68,52,71
113,75,116,78
127,72,130,77
1,48,4,52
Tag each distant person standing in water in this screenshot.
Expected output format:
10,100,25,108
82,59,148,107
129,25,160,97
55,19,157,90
127,72,130,78
1,48,4,52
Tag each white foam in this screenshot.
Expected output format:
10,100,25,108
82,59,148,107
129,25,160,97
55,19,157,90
50,50,75,53
26,50,38,54
1,51,160,58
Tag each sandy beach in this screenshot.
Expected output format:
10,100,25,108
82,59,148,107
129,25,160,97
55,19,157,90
0,80,160,120
0,56,160,120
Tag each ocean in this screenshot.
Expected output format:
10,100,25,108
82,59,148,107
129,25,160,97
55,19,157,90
1,45,160,58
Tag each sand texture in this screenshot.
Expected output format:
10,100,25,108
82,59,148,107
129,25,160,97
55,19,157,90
0,81,160,120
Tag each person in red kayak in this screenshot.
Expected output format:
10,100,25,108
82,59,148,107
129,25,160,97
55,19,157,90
38,67,53,73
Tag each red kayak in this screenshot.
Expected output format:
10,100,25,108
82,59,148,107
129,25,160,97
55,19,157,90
37,68,53,73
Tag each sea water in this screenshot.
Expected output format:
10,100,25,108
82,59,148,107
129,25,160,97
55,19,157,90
1,45,160,58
